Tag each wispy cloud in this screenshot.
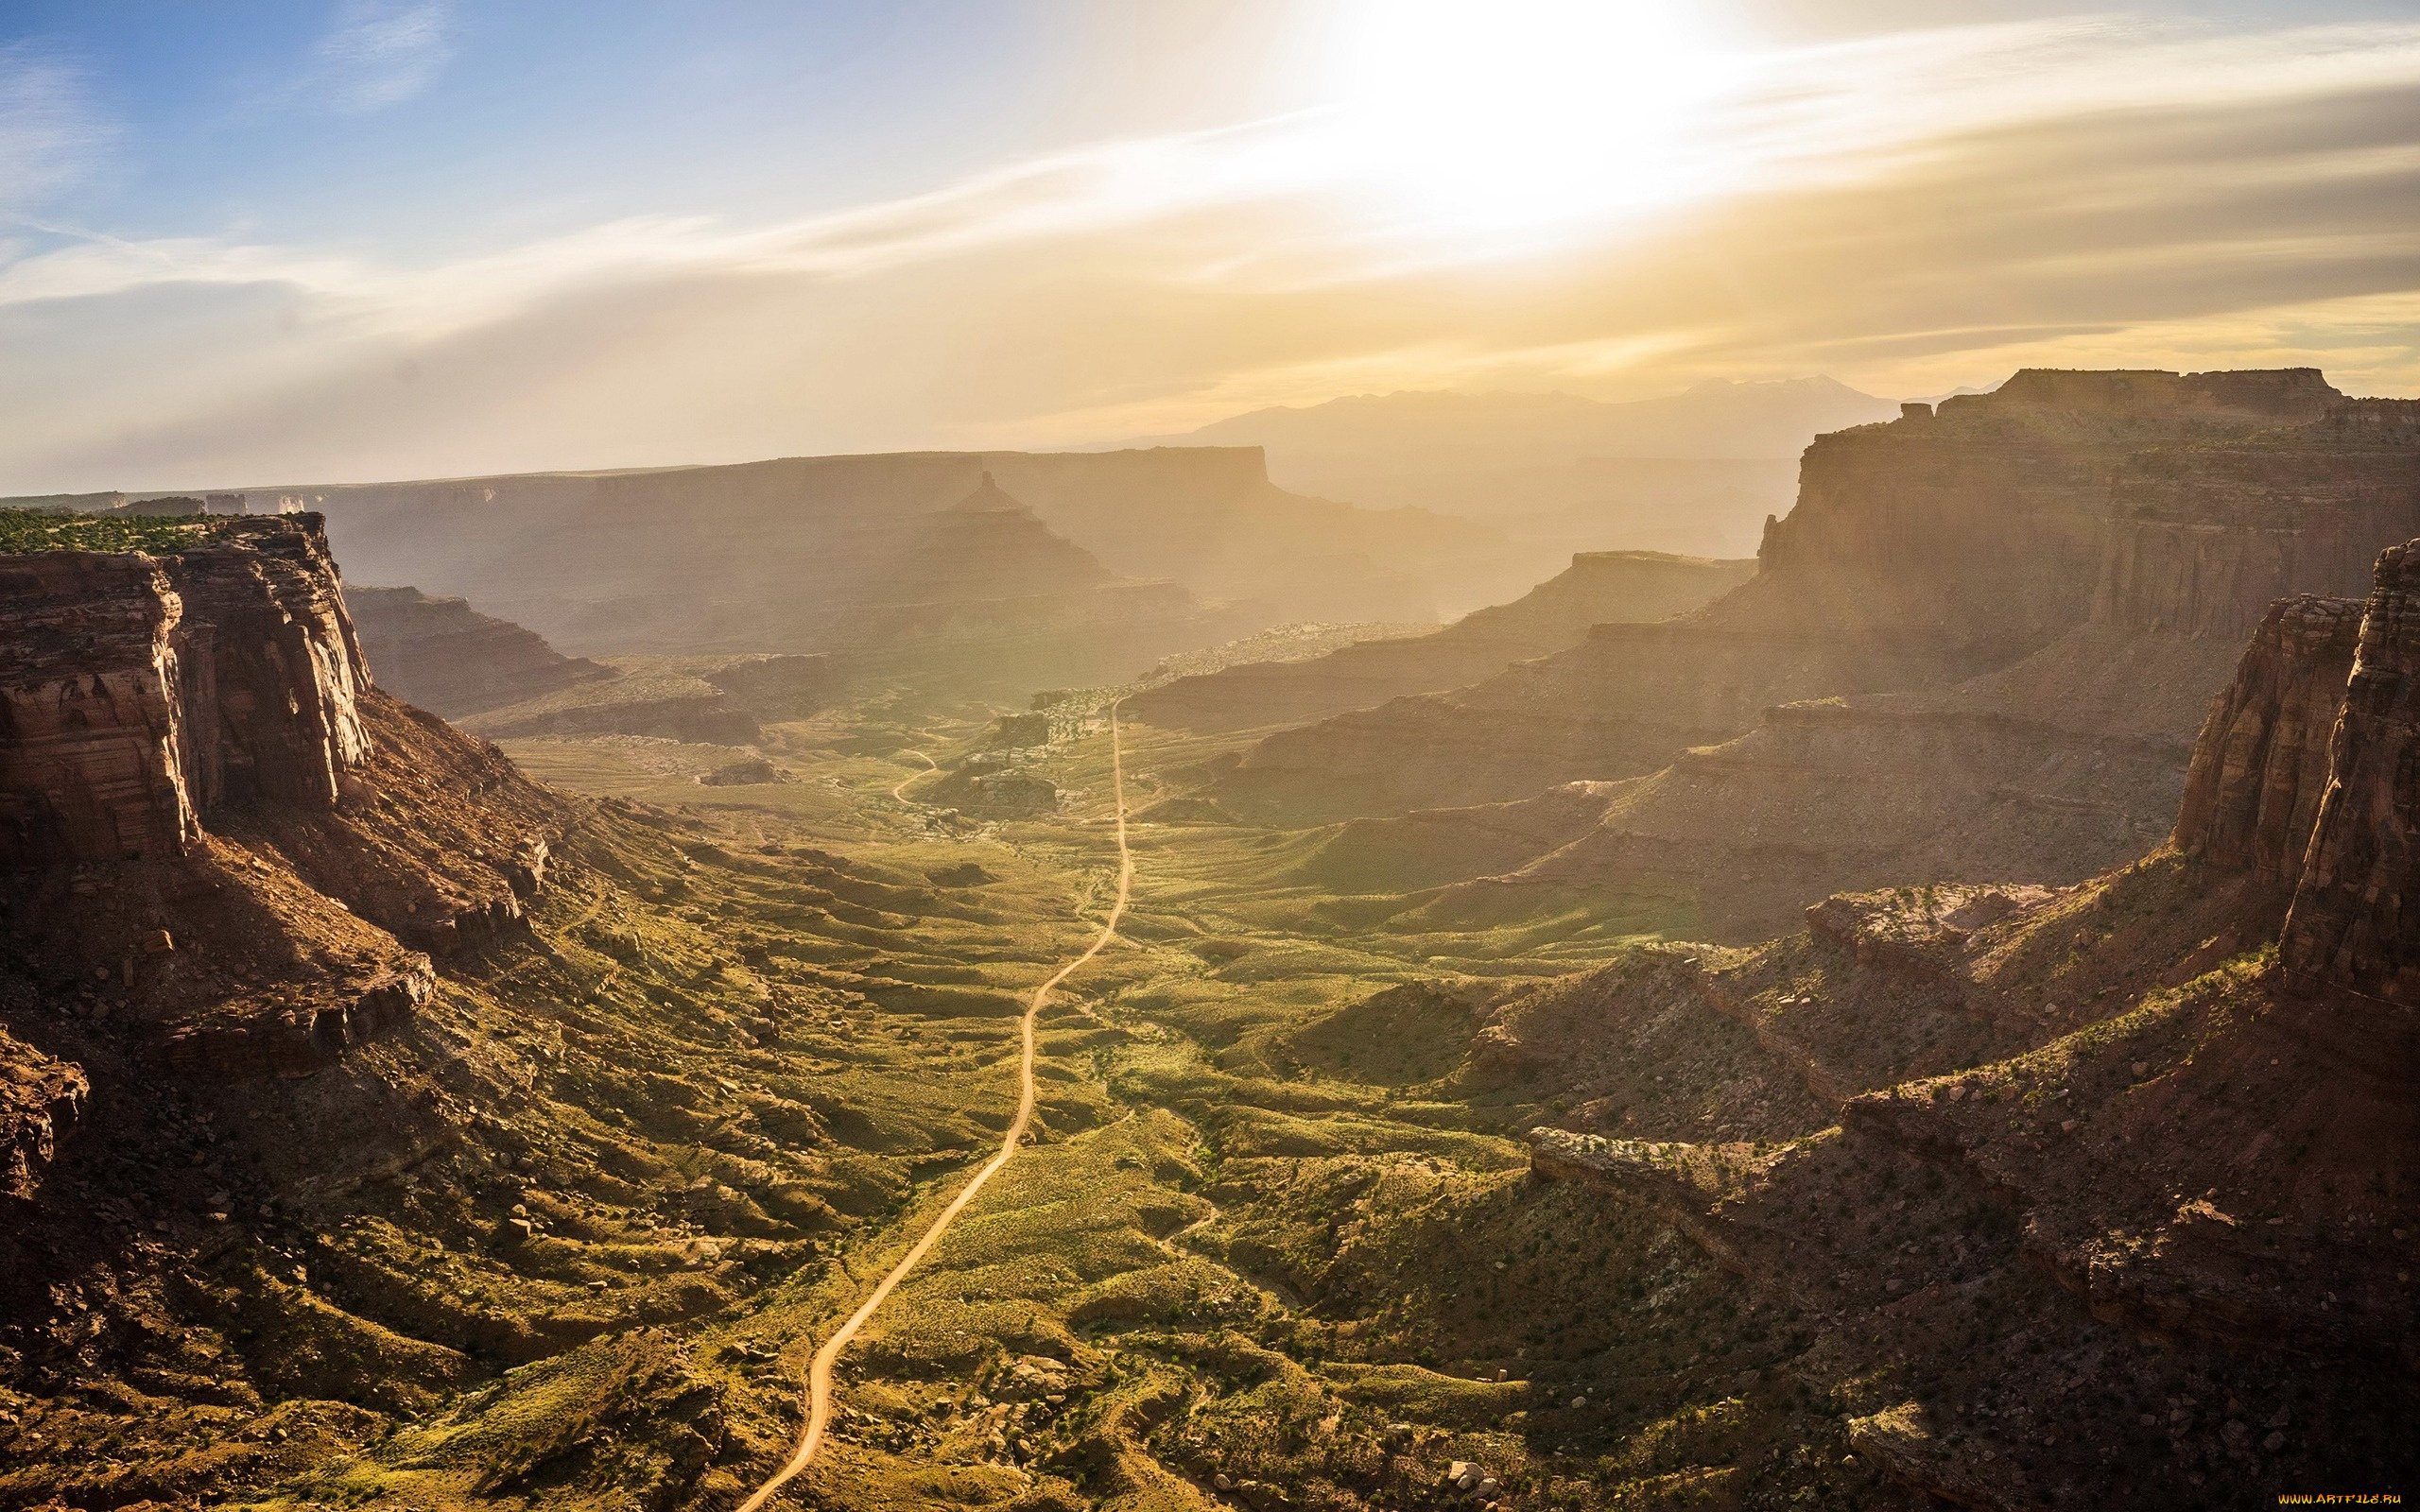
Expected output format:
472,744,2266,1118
4,12,2418,488
0,44,110,211
0,116,1322,328
306,0,454,113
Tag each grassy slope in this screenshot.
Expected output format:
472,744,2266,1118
43,690,2375,1511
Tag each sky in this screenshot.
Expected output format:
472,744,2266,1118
3,0,2418,491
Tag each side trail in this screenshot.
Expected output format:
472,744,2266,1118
738,703,1133,1510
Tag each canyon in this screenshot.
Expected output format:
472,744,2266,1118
1523,533,2420,1502
4,366,2416,1511
1199,369,2420,939
346,584,610,718
1128,549,1754,734
46,447,1519,663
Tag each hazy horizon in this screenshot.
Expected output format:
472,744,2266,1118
3,0,2417,493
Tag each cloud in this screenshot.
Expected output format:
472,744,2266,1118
0,44,110,211
307,0,454,113
3,12,2419,490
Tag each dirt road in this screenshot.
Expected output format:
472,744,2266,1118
738,704,1132,1510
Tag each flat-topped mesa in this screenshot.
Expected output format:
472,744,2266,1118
1758,368,2356,658
2282,541,2420,1001
0,512,372,868
1988,366,2342,421
2174,594,2363,886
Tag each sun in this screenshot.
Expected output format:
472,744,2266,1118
1319,0,1747,243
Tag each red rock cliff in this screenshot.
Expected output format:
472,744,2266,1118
2174,594,2363,886
2096,400,2420,638
2282,540,2420,1000
0,514,372,868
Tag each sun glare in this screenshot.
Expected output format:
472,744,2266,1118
1321,0,1747,244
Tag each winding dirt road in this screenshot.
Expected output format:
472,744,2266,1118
889,749,937,805
738,703,1132,1511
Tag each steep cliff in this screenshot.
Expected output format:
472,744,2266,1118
1212,369,2395,831
2173,595,2362,885
1129,550,1755,734
2281,541,2420,1002
2096,403,2420,637
1499,594,2420,1503
1,516,567,1083
347,584,608,717
0,514,372,868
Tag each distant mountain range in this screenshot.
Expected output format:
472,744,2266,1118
1122,377,1909,571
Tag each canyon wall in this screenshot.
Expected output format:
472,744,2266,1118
0,516,372,868
2282,541,2420,1003
2173,595,2363,886
1130,550,1756,734
133,446,1510,658
2096,402,2420,638
1247,372,2420,941
1217,369,2367,826
1,515,564,1104
347,584,608,718
1758,368,2342,655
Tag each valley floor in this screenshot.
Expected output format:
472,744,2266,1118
7,688,2409,1512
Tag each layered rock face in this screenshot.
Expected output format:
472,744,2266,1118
1214,369,2364,826
2098,401,2420,638
2282,541,2420,1001
1129,550,1755,734
1,516,565,1099
347,584,607,717
1761,367,2341,655
0,516,372,868
2174,595,2362,885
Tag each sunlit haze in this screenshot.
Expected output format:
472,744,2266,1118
3,0,2417,489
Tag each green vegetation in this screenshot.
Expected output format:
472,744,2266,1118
0,691,1924,1512
0,507,233,555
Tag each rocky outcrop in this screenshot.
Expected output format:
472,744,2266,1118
460,665,764,745
1129,550,1755,733
2282,541,2420,1002
158,954,436,1077
0,515,372,868
2173,596,2362,885
458,651,832,745
347,585,608,717
0,1024,86,1199
696,654,834,719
